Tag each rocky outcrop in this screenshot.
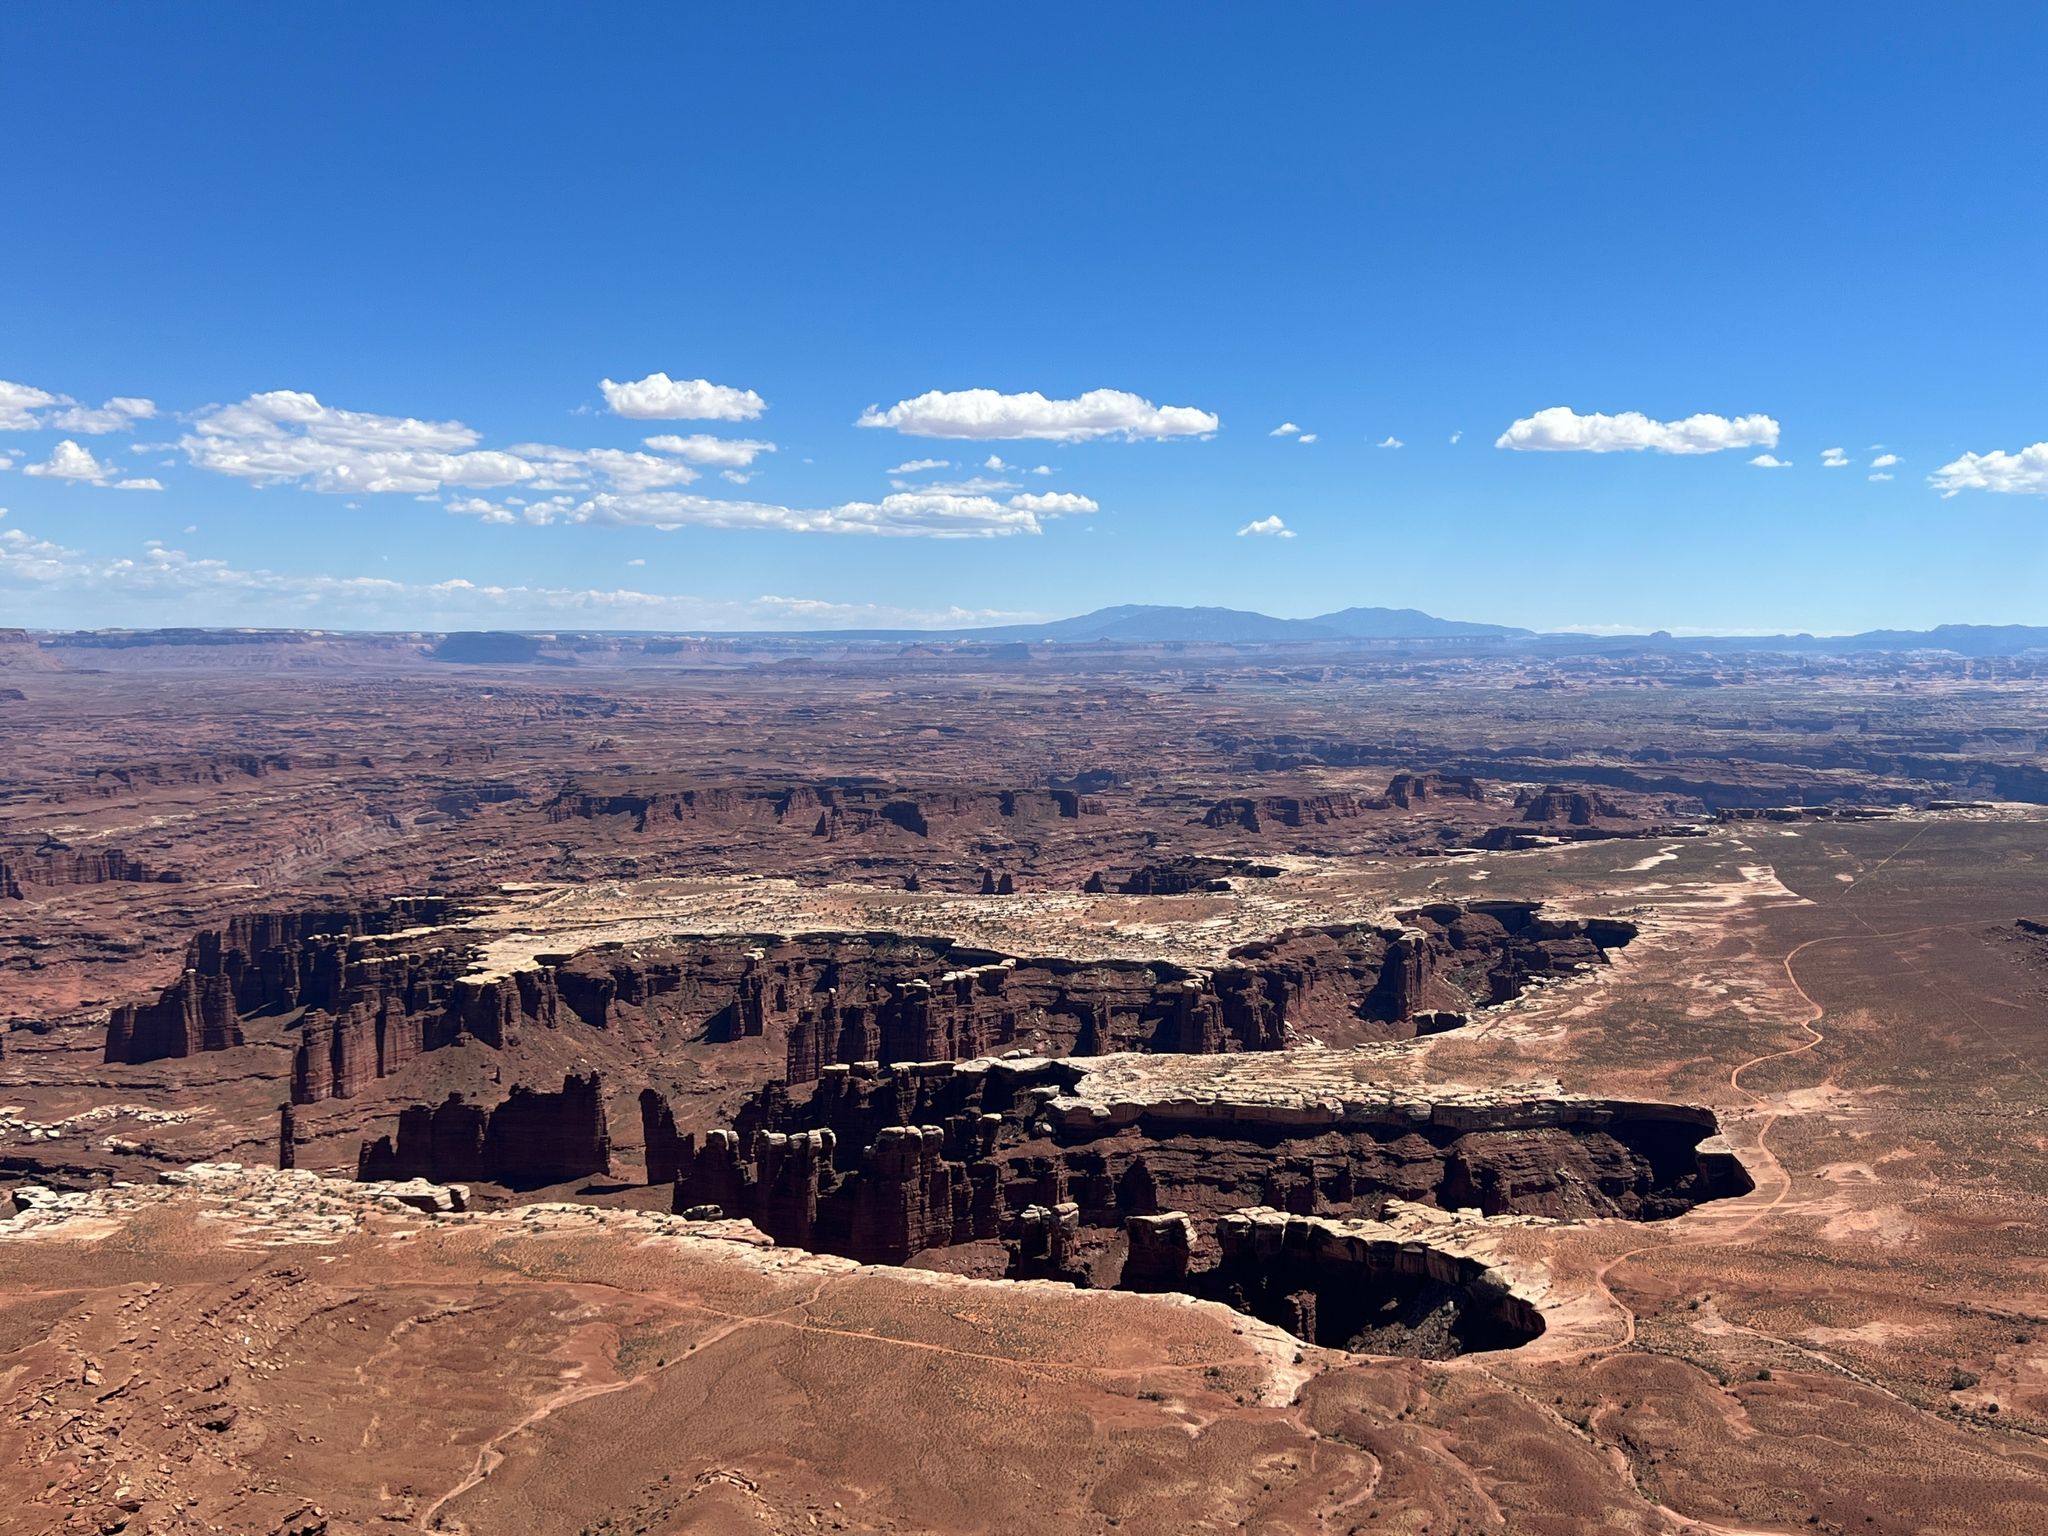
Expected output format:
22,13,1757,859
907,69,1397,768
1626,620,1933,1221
357,1072,611,1189
104,970,243,1062
1190,1209,1544,1355
1203,794,1370,832
660,1055,1749,1274
100,898,580,1091
640,1087,685,1185
565,902,1632,1087
544,777,1105,837
0,845,179,899
1382,772,1484,809
1518,785,1628,825
1082,856,1282,895
1203,774,1484,831
108,899,462,1063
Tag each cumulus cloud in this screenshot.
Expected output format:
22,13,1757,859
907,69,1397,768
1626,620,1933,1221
1297,433,1319,445
181,391,738,497
1928,442,2048,498
720,470,752,485
23,440,120,483
508,444,702,493
50,396,157,434
886,458,950,474
1871,452,1900,468
182,391,538,494
1495,406,1780,455
0,380,63,431
1868,472,1894,482
0,379,156,434
643,433,777,468
1376,435,1403,449
1270,422,1302,437
600,372,766,421
1007,491,1099,516
1821,447,1851,468
1749,453,1792,468
1236,515,1295,539
1449,430,1463,445
857,387,1218,441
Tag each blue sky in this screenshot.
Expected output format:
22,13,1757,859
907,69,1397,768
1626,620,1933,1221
3,5,2045,634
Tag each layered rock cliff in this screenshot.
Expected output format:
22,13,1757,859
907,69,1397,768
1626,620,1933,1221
652,1054,1749,1274
357,1072,611,1189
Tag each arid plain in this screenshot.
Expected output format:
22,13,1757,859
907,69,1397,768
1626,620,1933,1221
3,628,2046,1535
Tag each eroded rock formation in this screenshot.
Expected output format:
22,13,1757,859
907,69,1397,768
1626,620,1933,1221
655,1055,1750,1300
357,1072,611,1189
0,845,178,899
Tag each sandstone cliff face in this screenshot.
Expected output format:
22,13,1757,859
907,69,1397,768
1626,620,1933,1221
357,1072,611,1189
543,777,1105,838
656,1054,1747,1273
572,903,1631,1086
1193,1209,1544,1355
0,846,178,899
1518,784,1630,825
102,970,244,1061
100,897,576,1090
109,896,1629,1119
106,899,457,1067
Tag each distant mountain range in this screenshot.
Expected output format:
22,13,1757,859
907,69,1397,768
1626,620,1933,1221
963,604,1535,643
912,606,2048,654
20,608,2048,659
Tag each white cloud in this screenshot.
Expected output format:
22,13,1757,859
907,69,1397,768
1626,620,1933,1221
1870,452,1900,468
643,433,777,468
50,396,157,434
0,454,12,471
720,470,752,485
23,439,119,483
1298,433,1319,445
1270,422,1302,437
448,485,1096,539
114,477,164,492
1376,435,1403,449
1236,515,1295,539
1495,407,1780,455
182,390,538,494
983,453,1008,470
0,380,63,431
600,372,766,421
1029,464,1052,476
0,523,1041,630
508,445,702,493
1007,491,1099,516
908,476,1019,495
1749,453,1792,468
857,387,1218,441
1821,447,1850,468
886,458,950,474
627,557,646,567
181,391,734,497
1449,430,1463,445
1868,472,1894,482
1929,442,2048,498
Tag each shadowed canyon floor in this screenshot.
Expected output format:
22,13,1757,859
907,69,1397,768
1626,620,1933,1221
4,640,2047,1534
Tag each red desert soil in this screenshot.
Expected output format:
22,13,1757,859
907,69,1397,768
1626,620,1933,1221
4,639,2048,1534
